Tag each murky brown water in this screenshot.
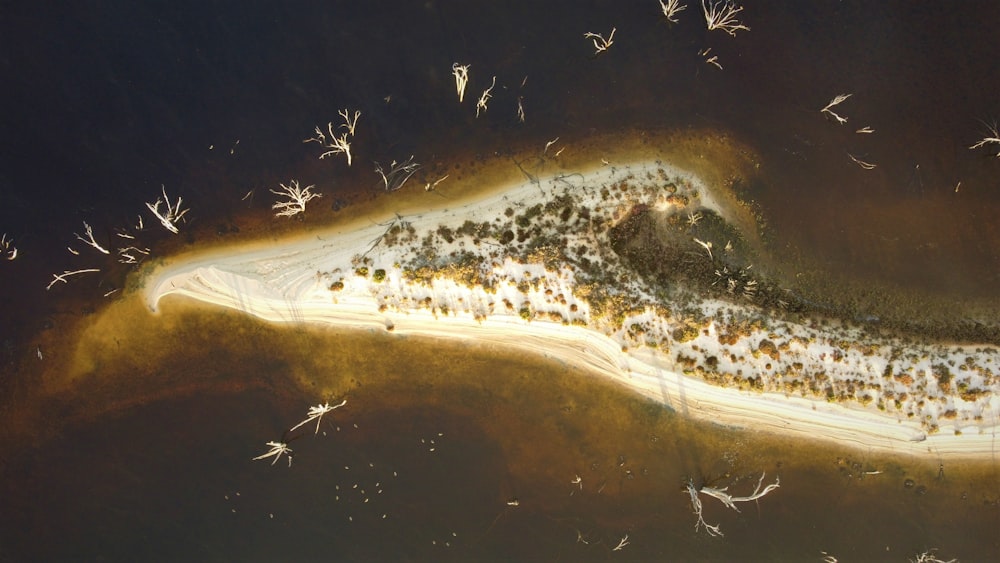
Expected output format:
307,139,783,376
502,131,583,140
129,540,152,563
2,1,999,560
1,302,997,560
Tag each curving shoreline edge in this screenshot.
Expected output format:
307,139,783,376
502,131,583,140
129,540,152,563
146,158,1000,460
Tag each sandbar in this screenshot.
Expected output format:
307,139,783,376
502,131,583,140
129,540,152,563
145,156,1000,460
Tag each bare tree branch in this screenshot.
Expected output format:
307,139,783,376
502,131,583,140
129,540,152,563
270,180,322,218
583,27,616,54
702,0,749,36
452,63,471,103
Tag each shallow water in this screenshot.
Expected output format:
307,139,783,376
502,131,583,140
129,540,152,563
2,309,998,560
1,1,999,560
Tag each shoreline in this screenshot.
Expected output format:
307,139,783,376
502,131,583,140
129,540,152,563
145,156,1000,460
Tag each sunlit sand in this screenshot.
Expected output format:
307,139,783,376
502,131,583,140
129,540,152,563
145,150,1000,460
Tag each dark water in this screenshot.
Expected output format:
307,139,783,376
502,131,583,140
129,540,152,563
2,1,999,560
3,309,999,561
3,1,999,299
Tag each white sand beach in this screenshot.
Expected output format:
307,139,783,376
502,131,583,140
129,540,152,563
145,158,1000,460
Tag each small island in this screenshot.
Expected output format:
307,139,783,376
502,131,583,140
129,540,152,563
146,151,1000,459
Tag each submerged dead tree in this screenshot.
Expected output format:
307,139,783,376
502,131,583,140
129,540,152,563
375,156,421,192
686,472,780,537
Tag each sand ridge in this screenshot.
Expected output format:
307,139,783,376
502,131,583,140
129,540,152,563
145,157,1000,460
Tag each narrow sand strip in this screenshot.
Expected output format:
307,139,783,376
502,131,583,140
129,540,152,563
146,161,1000,460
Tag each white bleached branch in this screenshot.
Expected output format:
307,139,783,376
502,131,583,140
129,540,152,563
289,399,347,435
686,479,724,536
856,126,875,134
698,473,780,511
424,174,449,192
702,0,749,36
517,96,526,123
1,233,17,261
660,0,687,23
253,441,292,467
699,47,723,70
375,156,421,192
270,180,322,218
847,153,877,170
145,185,189,234
73,221,110,254
969,120,1000,157
583,27,616,54
338,108,361,136
46,268,100,290
693,237,713,260
612,533,629,551
909,548,956,563
117,245,150,264
452,63,471,103
476,76,496,118
686,473,780,536
821,93,852,125
304,123,353,166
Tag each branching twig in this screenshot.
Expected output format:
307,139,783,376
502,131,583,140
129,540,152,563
270,180,322,218
290,399,347,435
686,479,724,536
660,0,687,23
702,0,749,36
117,246,150,264
452,63,471,103
1,233,17,261
909,548,957,563
338,108,361,136
145,185,189,234
73,221,110,254
583,27,616,55
821,93,853,125
46,268,100,290
375,156,421,192
253,441,292,467
476,76,496,118
969,120,1000,158
699,47,723,70
698,473,781,511
686,473,780,537
304,123,353,165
